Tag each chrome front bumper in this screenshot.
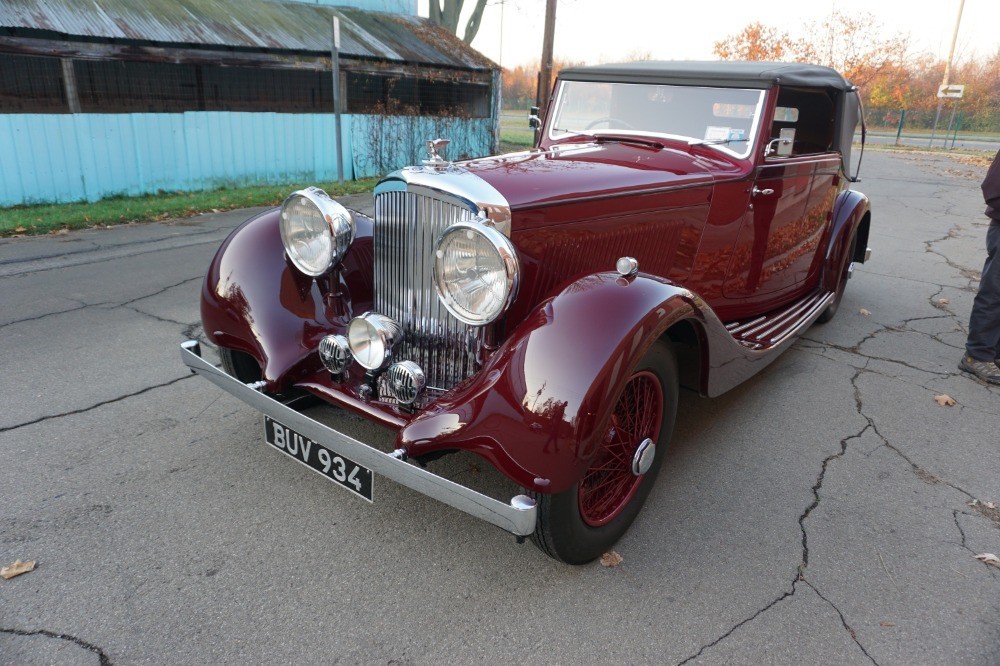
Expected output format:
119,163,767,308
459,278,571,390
179,340,537,537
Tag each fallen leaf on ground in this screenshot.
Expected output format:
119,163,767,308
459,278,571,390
935,298,950,305
879,621,896,627
933,394,957,407
975,553,1000,569
14,226,25,232
859,308,871,316
600,550,624,567
1,559,36,579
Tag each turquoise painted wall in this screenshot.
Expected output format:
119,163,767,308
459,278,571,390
282,0,417,15
0,112,492,207
350,115,493,178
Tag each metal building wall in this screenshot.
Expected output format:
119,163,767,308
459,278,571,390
0,112,493,206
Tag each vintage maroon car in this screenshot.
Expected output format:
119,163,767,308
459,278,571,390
182,61,871,563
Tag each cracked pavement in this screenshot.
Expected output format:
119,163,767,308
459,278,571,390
1,152,998,664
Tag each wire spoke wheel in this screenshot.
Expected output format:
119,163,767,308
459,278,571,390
578,370,663,527
528,341,677,564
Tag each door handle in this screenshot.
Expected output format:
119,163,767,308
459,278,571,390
752,187,775,197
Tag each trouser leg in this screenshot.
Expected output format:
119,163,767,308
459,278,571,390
966,221,1000,361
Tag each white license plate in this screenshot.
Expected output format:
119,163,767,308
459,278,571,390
263,415,373,502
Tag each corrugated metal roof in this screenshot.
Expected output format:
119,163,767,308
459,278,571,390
0,0,496,70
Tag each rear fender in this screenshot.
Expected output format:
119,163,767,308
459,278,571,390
822,190,870,292
399,272,699,494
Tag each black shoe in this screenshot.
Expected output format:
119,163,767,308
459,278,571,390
958,354,1000,385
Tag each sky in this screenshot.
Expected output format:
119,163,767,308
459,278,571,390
420,0,998,69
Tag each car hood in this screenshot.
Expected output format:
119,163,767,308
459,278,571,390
463,141,717,212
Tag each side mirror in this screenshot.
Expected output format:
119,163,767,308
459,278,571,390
766,128,795,157
528,106,541,130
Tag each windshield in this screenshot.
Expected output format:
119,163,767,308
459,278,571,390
548,81,765,158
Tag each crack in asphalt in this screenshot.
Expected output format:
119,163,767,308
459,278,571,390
0,227,231,277
0,627,111,665
924,224,982,289
0,375,193,435
805,581,877,664
119,304,192,329
952,510,1000,581
676,366,877,665
0,276,202,330
675,587,796,665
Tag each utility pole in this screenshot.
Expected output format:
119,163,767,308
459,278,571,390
930,0,965,147
535,0,557,114
331,15,343,184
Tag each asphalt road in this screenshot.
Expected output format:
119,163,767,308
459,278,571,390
2,150,998,664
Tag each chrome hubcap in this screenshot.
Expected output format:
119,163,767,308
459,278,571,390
631,438,656,476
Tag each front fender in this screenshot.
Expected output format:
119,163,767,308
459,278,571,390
200,207,374,389
399,272,699,494
822,189,870,292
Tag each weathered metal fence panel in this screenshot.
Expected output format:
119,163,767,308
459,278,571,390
350,115,492,179
0,112,349,206
0,111,495,207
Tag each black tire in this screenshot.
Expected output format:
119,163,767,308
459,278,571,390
529,341,679,564
816,231,858,324
219,347,263,384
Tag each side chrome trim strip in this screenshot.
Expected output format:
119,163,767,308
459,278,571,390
180,341,537,537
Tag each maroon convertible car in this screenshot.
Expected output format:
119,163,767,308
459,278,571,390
181,61,871,563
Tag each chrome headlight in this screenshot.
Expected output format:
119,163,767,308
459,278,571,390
279,187,354,277
432,221,519,326
347,312,401,371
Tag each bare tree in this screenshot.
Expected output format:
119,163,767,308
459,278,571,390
428,0,489,44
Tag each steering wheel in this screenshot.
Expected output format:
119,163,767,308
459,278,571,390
584,117,636,131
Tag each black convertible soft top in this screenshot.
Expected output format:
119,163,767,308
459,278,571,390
559,61,855,91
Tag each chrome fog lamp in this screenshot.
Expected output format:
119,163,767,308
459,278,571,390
432,221,519,326
279,187,355,277
386,361,426,405
347,312,401,370
318,334,352,375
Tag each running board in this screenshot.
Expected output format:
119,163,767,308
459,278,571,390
724,290,834,350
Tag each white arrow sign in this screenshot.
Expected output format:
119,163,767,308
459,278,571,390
938,84,965,99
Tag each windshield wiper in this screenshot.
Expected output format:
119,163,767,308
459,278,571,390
594,134,664,149
552,128,665,149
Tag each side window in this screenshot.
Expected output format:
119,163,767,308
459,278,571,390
769,88,835,156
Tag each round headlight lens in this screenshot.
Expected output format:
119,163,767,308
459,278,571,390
347,313,400,371
433,222,518,326
279,187,354,277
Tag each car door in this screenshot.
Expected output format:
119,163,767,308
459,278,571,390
723,156,817,297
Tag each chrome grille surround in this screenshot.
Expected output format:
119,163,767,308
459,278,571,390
372,166,512,395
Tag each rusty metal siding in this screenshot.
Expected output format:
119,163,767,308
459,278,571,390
0,0,495,70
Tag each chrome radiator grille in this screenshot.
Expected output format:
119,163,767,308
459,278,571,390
374,189,482,391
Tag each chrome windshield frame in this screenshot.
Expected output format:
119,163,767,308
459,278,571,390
546,80,766,160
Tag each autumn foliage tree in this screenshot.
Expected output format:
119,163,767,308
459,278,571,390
713,22,790,62
502,59,583,110
715,11,999,131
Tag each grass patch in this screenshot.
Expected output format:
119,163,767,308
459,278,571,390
499,126,536,155
0,178,380,237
